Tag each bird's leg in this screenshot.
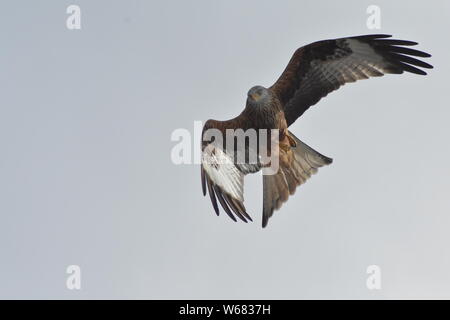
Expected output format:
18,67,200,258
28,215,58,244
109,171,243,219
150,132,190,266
286,134,297,148
279,142,291,153
278,129,296,152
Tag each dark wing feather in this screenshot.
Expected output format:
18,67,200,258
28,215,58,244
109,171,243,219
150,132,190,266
206,175,219,215
269,34,433,126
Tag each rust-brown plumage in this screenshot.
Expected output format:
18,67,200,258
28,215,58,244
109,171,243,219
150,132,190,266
200,34,433,228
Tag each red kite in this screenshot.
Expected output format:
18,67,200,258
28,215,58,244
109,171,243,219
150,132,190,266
200,34,432,227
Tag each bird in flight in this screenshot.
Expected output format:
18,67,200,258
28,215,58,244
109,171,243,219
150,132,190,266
200,34,432,228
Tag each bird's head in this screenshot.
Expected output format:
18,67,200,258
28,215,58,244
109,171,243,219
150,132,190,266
247,86,270,107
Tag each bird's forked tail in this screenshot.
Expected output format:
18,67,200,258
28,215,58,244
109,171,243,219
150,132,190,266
262,132,332,227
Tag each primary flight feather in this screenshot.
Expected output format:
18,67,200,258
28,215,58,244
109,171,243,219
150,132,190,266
200,34,433,228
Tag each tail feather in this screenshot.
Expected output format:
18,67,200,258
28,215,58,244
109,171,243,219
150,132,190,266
262,132,332,228
283,166,300,195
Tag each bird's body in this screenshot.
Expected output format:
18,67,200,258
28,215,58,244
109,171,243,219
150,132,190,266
200,34,433,228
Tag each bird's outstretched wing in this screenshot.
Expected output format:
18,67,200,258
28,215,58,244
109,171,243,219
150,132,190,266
200,121,260,223
269,34,433,126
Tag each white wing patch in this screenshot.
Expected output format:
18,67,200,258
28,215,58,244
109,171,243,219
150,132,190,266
311,39,390,88
201,144,244,202
345,38,389,74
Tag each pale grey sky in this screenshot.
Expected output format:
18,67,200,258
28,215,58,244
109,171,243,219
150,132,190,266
0,0,449,299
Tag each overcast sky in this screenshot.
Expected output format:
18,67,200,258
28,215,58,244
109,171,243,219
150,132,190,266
1,0,449,299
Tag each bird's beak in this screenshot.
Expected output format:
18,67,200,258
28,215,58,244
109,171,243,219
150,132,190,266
249,93,259,101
